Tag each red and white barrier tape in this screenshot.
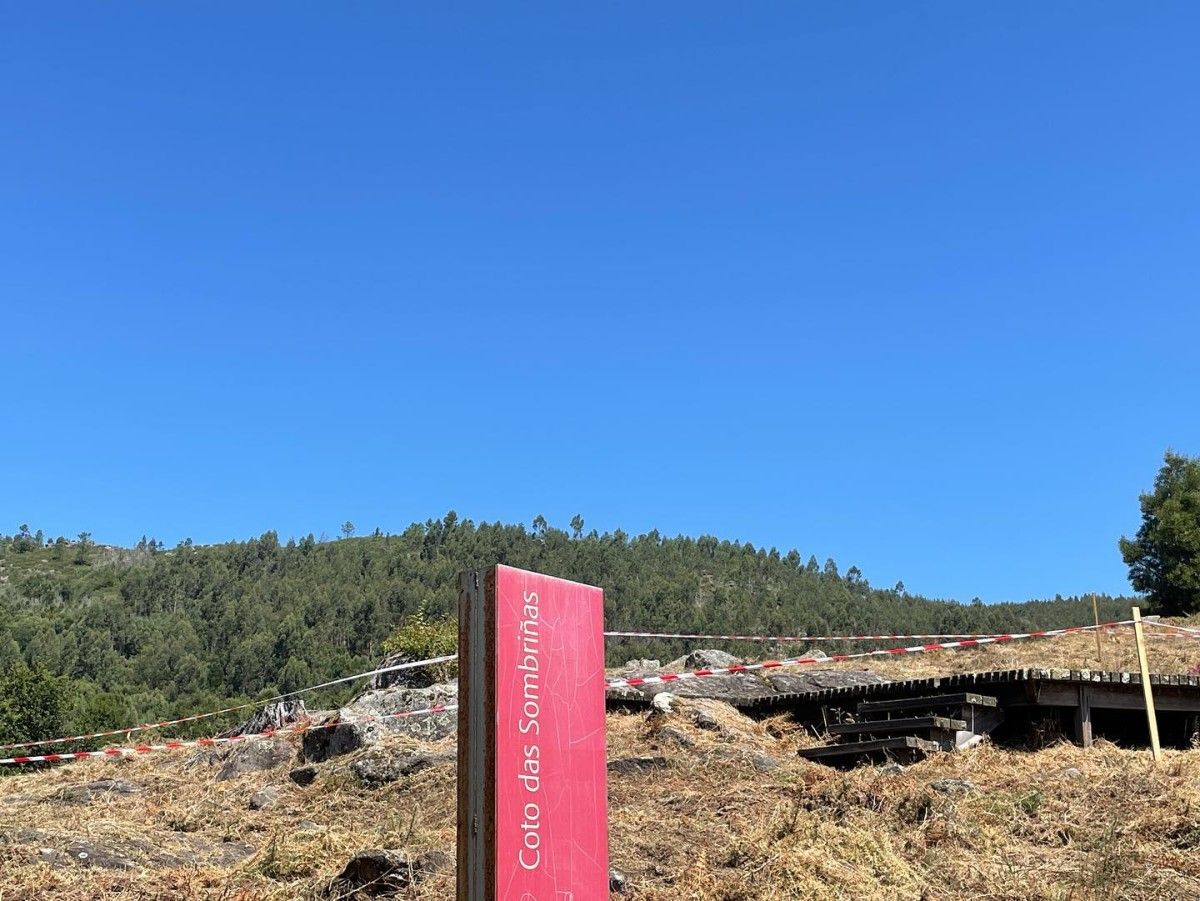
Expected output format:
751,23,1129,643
0,703,459,766
605,621,1133,690
0,653,459,752
605,630,1020,642
10,615,1175,757
1142,621,1200,639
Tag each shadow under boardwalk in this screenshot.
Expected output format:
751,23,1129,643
681,668,1200,767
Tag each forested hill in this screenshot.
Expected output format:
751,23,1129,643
0,516,1133,737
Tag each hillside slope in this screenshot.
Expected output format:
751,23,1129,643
2,626,1198,900
0,518,1136,747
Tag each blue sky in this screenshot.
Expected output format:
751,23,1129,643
2,3,1197,603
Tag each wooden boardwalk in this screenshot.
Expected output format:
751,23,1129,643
610,667,1200,755
742,667,1200,712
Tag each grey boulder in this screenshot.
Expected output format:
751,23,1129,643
303,682,458,763
350,748,455,789
327,848,449,897
214,737,295,781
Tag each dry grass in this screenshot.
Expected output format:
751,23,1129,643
3,624,1200,900
777,619,1200,683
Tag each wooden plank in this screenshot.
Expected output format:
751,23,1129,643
798,735,941,761
1132,606,1163,763
1032,684,1200,712
858,692,998,715
827,716,966,736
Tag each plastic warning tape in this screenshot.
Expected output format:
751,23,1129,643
0,703,459,766
0,653,459,752
604,621,1133,690
1142,621,1200,639
604,630,1018,642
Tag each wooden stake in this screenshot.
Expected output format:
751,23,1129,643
1091,594,1104,667
1132,605,1163,764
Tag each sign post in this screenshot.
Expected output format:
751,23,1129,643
458,565,609,900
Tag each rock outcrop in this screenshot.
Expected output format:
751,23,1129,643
220,700,308,738
349,748,455,789
302,682,458,763
6,829,255,872
368,652,442,691
327,848,449,897
763,670,888,694
51,779,141,804
607,756,670,776
669,649,742,671
213,737,295,781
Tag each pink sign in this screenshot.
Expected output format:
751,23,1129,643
458,565,609,901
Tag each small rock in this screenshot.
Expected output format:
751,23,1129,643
215,737,295,782
877,762,906,775
655,727,695,749
298,820,322,832
623,658,661,672
248,786,279,810
289,765,319,786
52,779,141,804
930,779,977,795
804,648,829,660
651,693,675,714
693,709,720,731
608,756,669,776
327,848,448,897
609,867,629,893
0,829,44,848
350,749,455,789
676,649,741,670
746,752,781,772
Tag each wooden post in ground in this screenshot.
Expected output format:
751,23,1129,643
1073,684,1093,748
1091,594,1104,667
1131,605,1163,764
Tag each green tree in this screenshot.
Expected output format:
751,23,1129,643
14,524,34,553
1120,451,1200,615
0,662,70,746
74,532,93,565
381,603,458,682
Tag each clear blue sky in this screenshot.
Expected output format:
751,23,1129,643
2,4,1197,603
